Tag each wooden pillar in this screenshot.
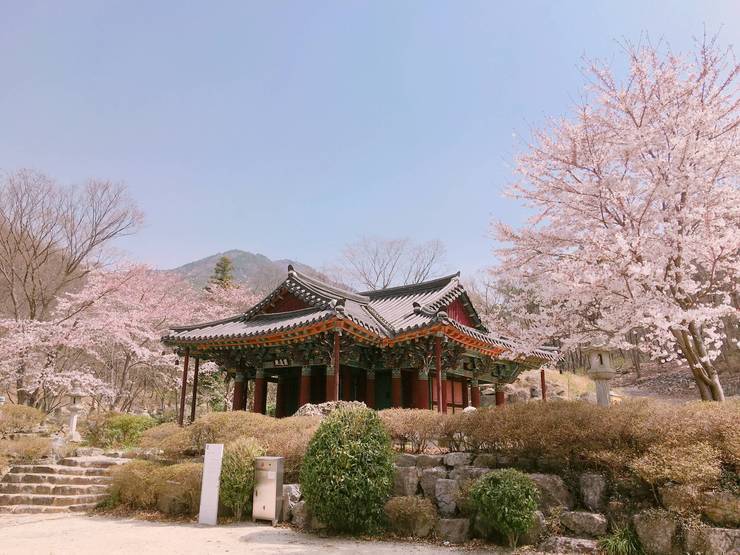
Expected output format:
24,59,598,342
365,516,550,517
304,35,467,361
253,369,266,414
471,378,481,408
434,336,445,413
232,371,247,411
391,369,402,408
189,357,200,423
178,350,190,426
275,375,285,418
462,378,469,407
414,369,430,410
342,367,352,401
365,370,375,408
495,383,505,406
325,364,336,401
299,366,311,407
333,332,341,401
540,367,547,402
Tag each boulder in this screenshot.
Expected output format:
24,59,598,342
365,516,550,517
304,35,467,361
443,452,473,467
658,484,700,515
520,510,546,545
540,536,599,553
529,473,574,513
579,473,607,512
701,490,740,528
395,453,418,467
435,479,460,517
560,511,608,537
416,454,444,468
281,484,301,522
435,518,470,544
632,510,677,555
291,500,311,529
393,466,419,496
419,466,447,501
684,525,740,555
472,454,498,468
294,400,366,418
449,465,489,485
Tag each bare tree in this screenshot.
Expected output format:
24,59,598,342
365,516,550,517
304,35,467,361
337,237,447,290
0,169,143,322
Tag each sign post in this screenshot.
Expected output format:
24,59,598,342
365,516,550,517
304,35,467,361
198,443,224,525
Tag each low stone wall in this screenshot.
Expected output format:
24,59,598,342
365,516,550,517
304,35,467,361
281,451,739,554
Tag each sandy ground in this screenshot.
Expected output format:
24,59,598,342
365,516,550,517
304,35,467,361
0,514,507,555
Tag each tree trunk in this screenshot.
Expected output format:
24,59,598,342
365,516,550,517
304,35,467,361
672,326,725,402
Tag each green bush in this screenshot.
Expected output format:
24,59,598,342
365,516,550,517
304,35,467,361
469,469,539,547
300,407,394,533
220,437,265,520
86,413,156,448
384,496,438,538
0,404,45,434
598,526,644,555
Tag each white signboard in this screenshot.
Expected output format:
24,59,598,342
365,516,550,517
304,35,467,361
198,443,224,525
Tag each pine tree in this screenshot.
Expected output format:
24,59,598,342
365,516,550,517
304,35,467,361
210,256,235,288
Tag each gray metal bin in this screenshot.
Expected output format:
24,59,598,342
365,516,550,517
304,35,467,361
252,456,284,525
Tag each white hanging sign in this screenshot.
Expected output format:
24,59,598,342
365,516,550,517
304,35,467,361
198,443,224,525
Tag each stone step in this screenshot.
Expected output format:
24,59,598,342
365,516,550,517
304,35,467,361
2,472,111,485
59,456,126,468
9,464,111,476
0,493,107,507
0,482,109,495
0,502,98,514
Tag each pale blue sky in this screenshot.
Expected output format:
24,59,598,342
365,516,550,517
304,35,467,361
1,1,738,275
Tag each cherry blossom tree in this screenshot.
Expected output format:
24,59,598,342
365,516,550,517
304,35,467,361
494,36,739,401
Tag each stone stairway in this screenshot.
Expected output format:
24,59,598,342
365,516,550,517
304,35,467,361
0,455,126,514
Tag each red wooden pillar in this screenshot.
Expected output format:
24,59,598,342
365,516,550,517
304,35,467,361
275,375,285,418
189,357,200,423
462,378,469,408
414,369,430,409
253,369,266,414
434,336,446,413
495,383,505,406
365,370,375,408
471,378,481,408
232,371,247,411
326,332,340,401
540,368,547,402
299,366,311,407
178,350,190,426
342,367,352,401
391,369,402,408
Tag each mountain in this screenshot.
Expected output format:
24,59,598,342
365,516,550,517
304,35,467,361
168,249,323,293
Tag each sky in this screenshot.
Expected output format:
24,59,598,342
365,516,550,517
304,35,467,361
1,1,738,276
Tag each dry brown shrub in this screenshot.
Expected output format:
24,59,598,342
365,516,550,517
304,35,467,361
0,405,45,434
630,441,723,488
110,460,160,509
0,437,51,461
139,422,193,456
384,496,438,537
262,416,320,482
152,462,203,515
378,409,445,453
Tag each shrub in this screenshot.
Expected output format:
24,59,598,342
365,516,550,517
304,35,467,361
630,441,722,488
378,409,444,453
220,437,265,520
110,460,160,509
0,437,52,461
598,525,644,555
300,407,394,533
469,469,539,547
0,404,45,434
384,496,437,538
153,462,203,515
86,413,156,448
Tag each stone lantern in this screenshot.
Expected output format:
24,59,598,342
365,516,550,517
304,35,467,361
66,380,85,442
586,348,616,407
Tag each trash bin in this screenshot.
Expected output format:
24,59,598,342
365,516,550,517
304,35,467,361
252,456,284,525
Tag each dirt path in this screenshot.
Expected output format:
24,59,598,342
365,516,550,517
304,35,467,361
0,514,508,555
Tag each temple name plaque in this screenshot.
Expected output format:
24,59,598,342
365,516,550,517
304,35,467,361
198,443,224,525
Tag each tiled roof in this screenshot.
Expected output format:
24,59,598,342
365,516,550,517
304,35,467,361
163,268,556,361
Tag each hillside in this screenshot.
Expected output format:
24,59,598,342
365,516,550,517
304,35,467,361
168,249,322,292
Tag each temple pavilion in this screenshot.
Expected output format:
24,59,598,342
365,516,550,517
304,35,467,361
163,267,556,424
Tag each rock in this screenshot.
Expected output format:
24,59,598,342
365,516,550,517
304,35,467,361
684,525,740,555
393,466,419,496
579,473,607,511
658,484,700,515
520,510,546,545
701,490,740,527
419,466,447,501
435,518,470,544
449,465,489,485
291,500,311,529
435,479,460,516
395,453,418,467
472,454,497,468
443,452,473,467
633,510,677,555
75,447,104,457
560,511,608,537
529,473,574,513
416,454,444,468
281,484,301,522
293,400,367,418
540,536,599,553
